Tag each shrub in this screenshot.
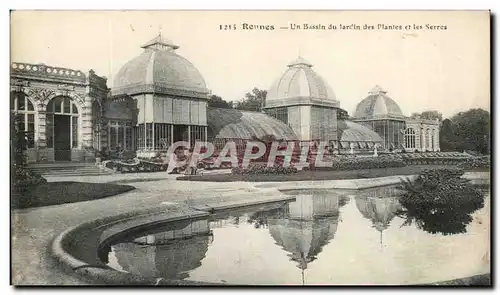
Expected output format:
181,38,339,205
328,155,406,171
457,156,491,170
397,168,485,235
232,162,298,175
12,166,47,193
104,159,167,173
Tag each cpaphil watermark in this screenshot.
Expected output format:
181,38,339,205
162,140,342,170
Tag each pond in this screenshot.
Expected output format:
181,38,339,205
100,185,490,285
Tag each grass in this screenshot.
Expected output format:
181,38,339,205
11,181,136,209
178,165,488,182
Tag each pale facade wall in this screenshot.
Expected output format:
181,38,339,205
287,106,302,139
404,119,440,152
299,105,311,140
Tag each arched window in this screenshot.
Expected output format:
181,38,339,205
404,128,416,149
45,96,80,149
11,92,36,148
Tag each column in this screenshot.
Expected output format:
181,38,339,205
36,104,48,162
81,96,93,148
188,125,191,146
170,124,174,145
152,122,155,151
81,96,94,162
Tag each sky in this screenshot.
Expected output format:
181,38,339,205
10,10,490,118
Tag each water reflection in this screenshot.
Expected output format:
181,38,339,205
101,185,489,284
397,189,486,236
355,186,402,248
253,191,350,279
106,219,212,280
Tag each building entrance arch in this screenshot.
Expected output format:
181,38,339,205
45,96,80,161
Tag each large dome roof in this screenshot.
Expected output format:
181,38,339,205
112,35,209,98
353,86,404,119
207,107,298,141
266,57,339,108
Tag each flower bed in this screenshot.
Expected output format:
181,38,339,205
400,152,473,165
457,156,490,170
316,155,407,171
104,158,168,173
231,162,298,175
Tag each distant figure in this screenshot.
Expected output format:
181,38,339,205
116,145,124,159
184,148,199,175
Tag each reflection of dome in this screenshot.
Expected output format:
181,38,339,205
112,235,210,280
268,218,338,270
207,107,298,141
355,195,401,232
353,85,404,119
266,192,349,270
338,120,384,143
112,34,209,98
266,57,338,106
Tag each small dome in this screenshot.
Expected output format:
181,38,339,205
338,121,384,143
112,34,209,98
266,57,337,104
353,85,404,119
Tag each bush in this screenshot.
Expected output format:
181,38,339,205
104,159,167,173
232,162,298,175
12,166,47,193
398,168,485,235
457,156,491,170
328,155,406,171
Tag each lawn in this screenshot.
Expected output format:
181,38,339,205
178,165,473,182
11,181,136,209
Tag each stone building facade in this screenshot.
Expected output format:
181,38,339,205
10,62,108,163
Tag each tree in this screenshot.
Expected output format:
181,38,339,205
235,87,267,112
411,110,443,121
439,108,490,154
439,119,457,152
451,108,490,154
337,108,349,120
207,95,232,109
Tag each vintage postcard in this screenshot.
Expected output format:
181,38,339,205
10,10,491,286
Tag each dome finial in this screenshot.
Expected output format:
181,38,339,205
287,56,313,67
141,33,179,51
369,85,387,95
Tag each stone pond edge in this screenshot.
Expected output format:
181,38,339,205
50,173,491,286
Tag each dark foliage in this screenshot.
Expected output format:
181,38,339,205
207,95,233,109
232,162,298,175
397,168,485,235
328,155,406,171
105,159,168,173
440,108,490,154
11,113,47,194
457,155,491,170
235,87,267,112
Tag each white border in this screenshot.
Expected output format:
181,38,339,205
3,1,497,295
